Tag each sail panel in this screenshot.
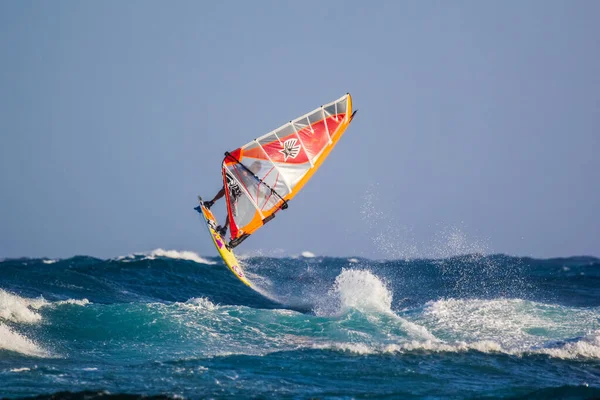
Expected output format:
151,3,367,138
222,93,355,242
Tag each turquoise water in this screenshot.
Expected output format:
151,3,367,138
1,252,599,399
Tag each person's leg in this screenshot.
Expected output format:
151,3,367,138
216,216,229,236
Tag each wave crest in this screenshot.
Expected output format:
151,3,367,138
314,269,393,316
117,249,216,265
0,289,47,323
0,289,89,358
0,323,49,357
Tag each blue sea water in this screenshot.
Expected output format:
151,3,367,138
1,250,599,399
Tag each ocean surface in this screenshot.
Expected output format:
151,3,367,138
1,249,599,399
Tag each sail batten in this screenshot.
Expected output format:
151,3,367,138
255,139,293,194
223,93,355,243
321,107,332,143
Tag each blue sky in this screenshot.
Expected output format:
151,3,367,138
1,1,598,259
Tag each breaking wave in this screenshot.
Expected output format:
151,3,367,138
116,248,216,265
0,288,89,357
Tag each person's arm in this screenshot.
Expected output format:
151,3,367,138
204,187,226,209
210,187,226,203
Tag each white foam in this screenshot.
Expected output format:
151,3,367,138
414,297,600,361
325,342,374,355
318,269,393,315
0,289,89,324
0,289,46,323
308,332,600,360
10,367,31,372
392,339,504,354
55,298,90,306
398,319,438,341
0,323,49,357
311,269,437,341
155,295,600,361
42,259,58,264
311,336,597,358
119,249,216,265
301,251,316,258
183,297,218,311
309,338,504,356
533,331,600,360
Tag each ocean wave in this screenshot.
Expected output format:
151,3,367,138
419,298,600,349
116,248,216,265
55,298,91,306
532,331,600,359
181,297,218,311
0,289,89,358
9,367,32,372
0,289,90,324
2,253,598,269
312,268,435,340
0,289,47,323
309,339,503,356
0,323,49,357
314,268,393,316
3,289,595,363
309,334,600,360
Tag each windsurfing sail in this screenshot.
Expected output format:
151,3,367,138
222,93,356,248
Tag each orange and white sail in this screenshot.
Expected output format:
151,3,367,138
222,93,356,248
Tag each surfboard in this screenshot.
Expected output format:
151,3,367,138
196,196,252,287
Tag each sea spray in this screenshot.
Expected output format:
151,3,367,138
0,290,49,357
0,289,46,323
0,323,49,357
360,184,490,260
314,268,437,342
314,268,393,316
416,298,600,353
0,289,91,358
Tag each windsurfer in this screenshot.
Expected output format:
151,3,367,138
200,187,228,236
198,161,262,237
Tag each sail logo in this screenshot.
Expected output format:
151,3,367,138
279,138,301,161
